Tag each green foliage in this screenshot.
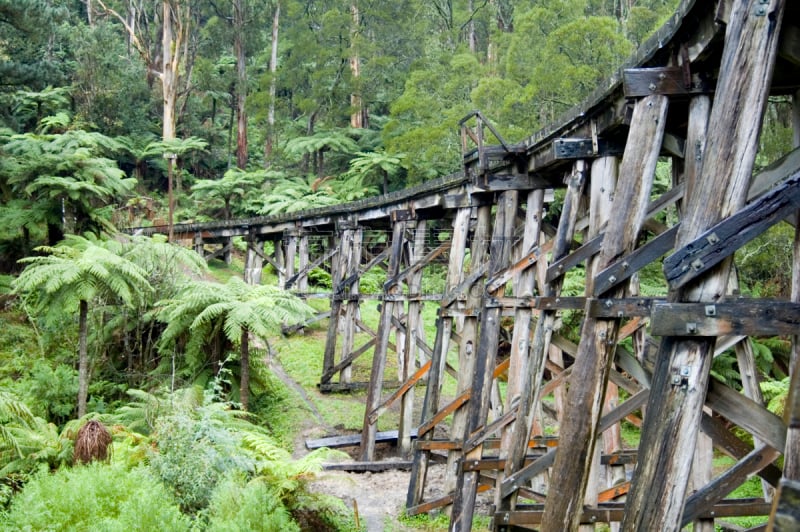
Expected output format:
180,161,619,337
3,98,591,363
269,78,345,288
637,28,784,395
23,361,78,424
761,377,790,418
206,474,300,532
148,394,256,513
1,463,190,531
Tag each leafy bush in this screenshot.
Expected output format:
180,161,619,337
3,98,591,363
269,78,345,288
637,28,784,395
205,474,299,532
147,394,256,513
1,462,189,531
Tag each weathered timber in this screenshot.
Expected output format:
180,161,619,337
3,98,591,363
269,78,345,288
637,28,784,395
623,1,787,528
705,380,786,453
665,169,800,289
543,94,669,532
320,338,376,384
499,162,589,520
368,360,432,425
398,221,430,455
322,461,412,472
360,219,405,460
496,500,772,526
443,205,492,501
593,226,679,295
587,297,663,318
285,246,337,289
306,429,418,450
407,206,472,509
623,66,713,97
785,91,800,482
552,137,624,160
770,479,800,530
649,301,800,337
681,445,781,527
451,189,518,531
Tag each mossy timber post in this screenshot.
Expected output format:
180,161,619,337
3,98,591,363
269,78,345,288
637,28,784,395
127,0,800,528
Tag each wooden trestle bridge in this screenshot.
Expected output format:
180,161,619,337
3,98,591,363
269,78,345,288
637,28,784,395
132,0,800,529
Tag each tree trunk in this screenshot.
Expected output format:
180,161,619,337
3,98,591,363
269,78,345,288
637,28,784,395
234,0,248,169
349,1,365,128
265,1,280,163
78,299,89,418
162,0,177,141
240,327,249,411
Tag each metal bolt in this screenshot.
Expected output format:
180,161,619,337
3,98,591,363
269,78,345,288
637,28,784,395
605,300,613,308
686,322,698,334
648,83,657,91
608,275,617,284
680,366,691,377
705,304,716,317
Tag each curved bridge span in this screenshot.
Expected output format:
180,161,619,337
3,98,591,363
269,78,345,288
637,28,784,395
131,0,800,529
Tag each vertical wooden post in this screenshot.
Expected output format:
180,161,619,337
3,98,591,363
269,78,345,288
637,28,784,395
340,226,363,384
400,220,427,456
298,232,310,293
322,222,350,382
445,205,492,496
284,231,297,289
591,155,623,529
542,94,668,532
499,163,588,517
274,236,286,287
451,190,518,532
783,89,800,479
360,215,406,461
499,188,545,456
623,1,785,529
685,94,714,532
194,233,204,257
223,237,233,265
407,205,472,508
244,234,264,286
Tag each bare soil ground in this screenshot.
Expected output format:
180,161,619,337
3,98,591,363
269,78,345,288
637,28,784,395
270,348,492,531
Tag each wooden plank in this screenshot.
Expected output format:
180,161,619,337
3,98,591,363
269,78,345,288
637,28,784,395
545,233,603,283
593,225,679,296
700,412,782,487
598,481,631,503
552,137,624,159
705,380,787,453
587,297,661,318
486,241,552,293
650,301,800,337
665,170,800,289
681,445,781,527
770,478,800,530
623,66,713,97
306,429,417,449
322,461,412,472
417,393,470,438
361,220,406,460
385,241,450,290
500,163,589,516
496,500,772,525
320,337,376,383
407,483,492,517
369,360,431,424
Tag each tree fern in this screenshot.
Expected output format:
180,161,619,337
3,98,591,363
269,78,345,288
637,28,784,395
14,235,153,416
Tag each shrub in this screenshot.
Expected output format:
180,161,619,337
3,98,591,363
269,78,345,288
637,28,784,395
1,462,189,531
205,474,299,532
